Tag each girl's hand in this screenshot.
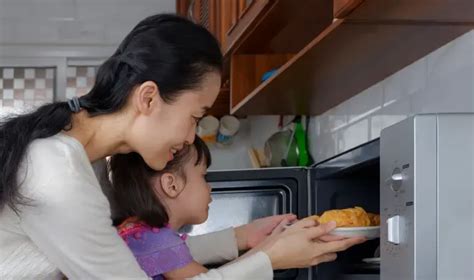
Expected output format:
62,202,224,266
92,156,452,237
234,214,297,250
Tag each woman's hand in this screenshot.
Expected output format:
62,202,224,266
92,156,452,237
234,214,297,251
259,218,366,269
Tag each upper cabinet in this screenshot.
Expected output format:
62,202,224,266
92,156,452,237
179,0,474,116
177,0,253,117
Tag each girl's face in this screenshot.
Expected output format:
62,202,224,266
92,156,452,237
129,72,220,171
177,154,212,225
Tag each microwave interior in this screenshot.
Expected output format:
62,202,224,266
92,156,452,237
181,182,291,236
311,142,380,280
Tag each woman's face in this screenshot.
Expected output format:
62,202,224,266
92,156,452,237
129,72,221,170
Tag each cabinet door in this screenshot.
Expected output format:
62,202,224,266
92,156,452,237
224,0,272,54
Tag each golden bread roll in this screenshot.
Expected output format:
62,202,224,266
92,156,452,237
368,213,380,226
318,206,371,227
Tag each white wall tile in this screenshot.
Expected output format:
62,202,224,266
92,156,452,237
308,31,474,164
13,79,25,89
24,89,34,99
347,83,384,124
77,77,87,87
327,102,349,133
339,118,370,154
412,66,474,113
310,120,338,163
25,69,35,79
13,99,24,108
383,57,427,104
248,115,285,149
426,31,474,80
3,68,14,79
3,89,14,99
35,79,46,89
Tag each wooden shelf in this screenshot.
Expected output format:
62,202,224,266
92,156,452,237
225,0,333,55
231,0,474,115
231,54,293,109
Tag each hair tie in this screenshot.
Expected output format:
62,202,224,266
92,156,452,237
67,97,81,113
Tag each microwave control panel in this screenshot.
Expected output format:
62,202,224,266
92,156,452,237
380,115,437,280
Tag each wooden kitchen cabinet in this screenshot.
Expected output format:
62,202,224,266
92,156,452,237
228,0,474,115
176,0,253,52
178,0,474,116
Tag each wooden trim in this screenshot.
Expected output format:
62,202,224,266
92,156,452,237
224,0,271,53
334,0,364,18
176,0,191,16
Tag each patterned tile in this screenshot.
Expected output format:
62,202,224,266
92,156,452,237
65,66,98,99
0,67,55,115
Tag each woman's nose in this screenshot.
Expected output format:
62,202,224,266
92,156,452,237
185,127,196,144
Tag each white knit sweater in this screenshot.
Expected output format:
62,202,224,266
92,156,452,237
0,134,272,279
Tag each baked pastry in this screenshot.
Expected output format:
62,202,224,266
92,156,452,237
309,207,379,227
367,212,380,226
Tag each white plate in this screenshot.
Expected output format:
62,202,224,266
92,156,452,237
330,226,380,240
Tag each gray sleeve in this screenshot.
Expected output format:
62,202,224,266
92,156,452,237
185,227,239,264
191,252,273,280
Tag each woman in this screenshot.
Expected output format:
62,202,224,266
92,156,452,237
0,14,364,279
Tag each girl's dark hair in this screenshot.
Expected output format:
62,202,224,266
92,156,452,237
109,135,211,228
0,14,222,213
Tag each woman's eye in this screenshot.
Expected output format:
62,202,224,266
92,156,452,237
193,116,203,124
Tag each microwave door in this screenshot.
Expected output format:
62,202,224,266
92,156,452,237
187,167,309,235
182,167,310,280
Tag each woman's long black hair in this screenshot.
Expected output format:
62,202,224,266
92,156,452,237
0,14,222,213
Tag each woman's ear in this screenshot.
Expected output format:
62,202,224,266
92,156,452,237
159,173,185,198
132,80,162,115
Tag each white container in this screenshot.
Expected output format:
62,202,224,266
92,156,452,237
216,115,240,145
197,116,219,143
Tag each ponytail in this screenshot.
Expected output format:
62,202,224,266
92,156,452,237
0,13,222,212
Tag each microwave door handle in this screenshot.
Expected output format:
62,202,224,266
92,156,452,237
387,215,401,245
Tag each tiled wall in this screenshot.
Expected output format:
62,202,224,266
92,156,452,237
308,30,474,163
0,65,99,116
0,67,55,114
66,66,98,99
209,30,474,170
208,116,292,170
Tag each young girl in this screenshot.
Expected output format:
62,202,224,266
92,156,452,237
110,136,215,279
